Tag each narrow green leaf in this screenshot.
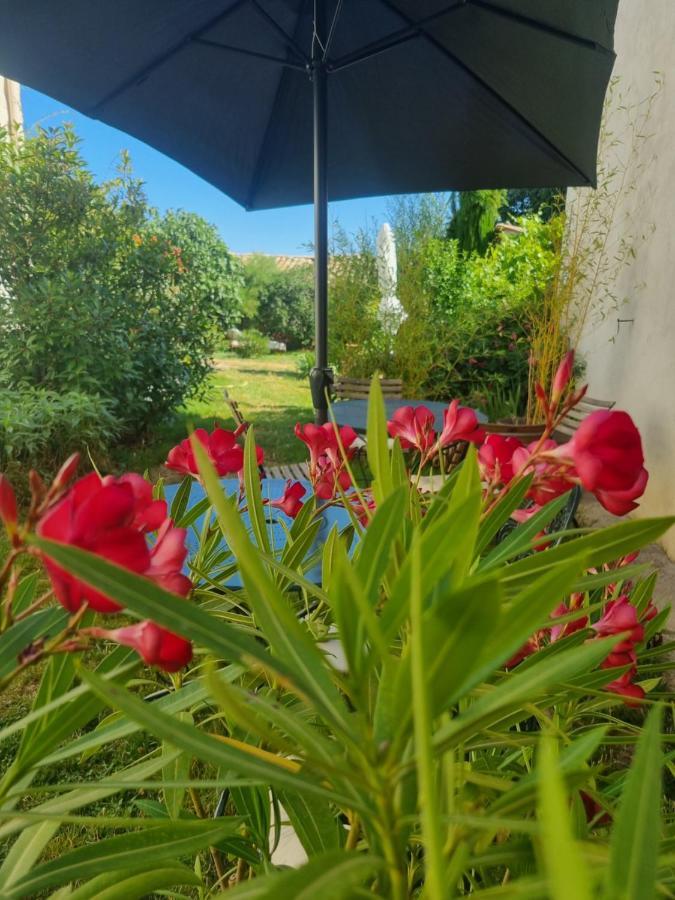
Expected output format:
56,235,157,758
66,866,202,900
79,667,366,813
353,486,406,606
366,377,393,504
10,571,39,614
0,754,171,843
475,474,533,556
0,607,68,678
538,736,592,900
192,439,349,733
605,704,663,900
216,850,383,899
499,517,675,596
432,636,621,754
277,790,344,857
410,536,445,900
479,489,573,569
169,474,194,524
244,426,271,556
30,535,299,688
3,821,241,899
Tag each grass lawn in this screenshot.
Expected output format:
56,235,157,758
114,351,313,477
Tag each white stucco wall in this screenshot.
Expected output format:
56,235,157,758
571,0,675,556
0,77,22,135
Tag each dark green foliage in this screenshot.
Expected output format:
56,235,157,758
0,389,118,482
0,126,243,436
446,190,507,255
232,329,270,358
249,262,314,350
502,188,565,222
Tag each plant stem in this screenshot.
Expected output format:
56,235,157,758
410,539,445,900
190,787,226,886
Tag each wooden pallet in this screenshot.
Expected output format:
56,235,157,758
264,462,310,481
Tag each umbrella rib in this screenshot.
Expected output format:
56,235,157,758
194,37,307,71
377,0,596,185
245,0,312,209
88,0,249,115
327,2,466,72
249,0,310,65
469,0,615,56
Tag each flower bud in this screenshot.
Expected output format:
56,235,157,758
0,474,17,533
52,453,80,493
551,351,574,403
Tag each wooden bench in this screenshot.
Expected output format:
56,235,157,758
554,396,615,442
333,377,403,400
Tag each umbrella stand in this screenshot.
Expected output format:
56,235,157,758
309,2,332,425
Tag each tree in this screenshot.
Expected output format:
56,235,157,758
446,190,507,255
501,188,565,222
0,125,243,434
249,263,315,349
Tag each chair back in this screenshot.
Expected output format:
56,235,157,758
334,377,403,401
223,389,248,431
554,396,615,442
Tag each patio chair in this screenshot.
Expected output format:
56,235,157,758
223,389,248,432
495,484,582,552
223,389,309,482
333,376,403,401
554,396,615,442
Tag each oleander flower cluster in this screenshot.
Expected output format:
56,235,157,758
0,353,655,699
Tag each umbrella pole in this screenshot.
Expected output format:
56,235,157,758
309,11,332,425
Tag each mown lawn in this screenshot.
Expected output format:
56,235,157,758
114,351,314,477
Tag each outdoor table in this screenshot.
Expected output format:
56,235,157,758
163,477,353,589
331,398,487,435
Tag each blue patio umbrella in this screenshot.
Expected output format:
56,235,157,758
0,0,619,422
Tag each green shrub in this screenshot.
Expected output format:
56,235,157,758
0,126,243,435
0,388,118,477
252,265,314,350
232,328,269,358
329,197,561,412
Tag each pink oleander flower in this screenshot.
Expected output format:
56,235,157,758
605,670,645,705
37,472,191,613
591,595,645,649
91,621,192,672
549,602,588,643
551,410,648,515
165,427,245,478
269,480,306,518
387,406,436,454
295,422,358,500
512,439,574,507
437,400,484,447
478,434,524,485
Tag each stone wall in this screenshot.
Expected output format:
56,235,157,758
570,0,675,556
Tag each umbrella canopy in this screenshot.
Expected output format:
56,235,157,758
0,0,619,420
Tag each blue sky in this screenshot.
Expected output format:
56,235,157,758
22,86,391,256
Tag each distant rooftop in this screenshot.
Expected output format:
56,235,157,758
236,253,313,272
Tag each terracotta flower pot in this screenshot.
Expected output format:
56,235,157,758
483,421,546,442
